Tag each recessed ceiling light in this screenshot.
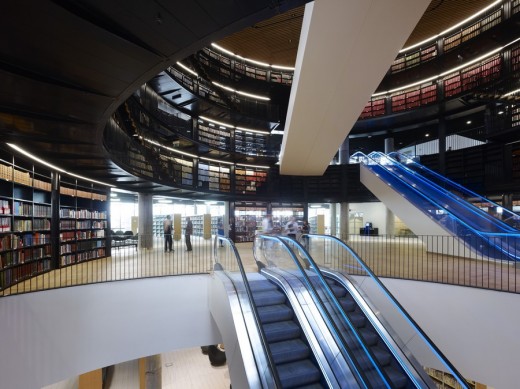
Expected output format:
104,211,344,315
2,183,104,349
466,120,472,125
425,133,430,137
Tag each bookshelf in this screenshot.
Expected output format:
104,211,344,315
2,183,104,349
235,167,268,195
181,215,212,239
0,156,53,289
59,180,108,267
234,204,266,242
271,205,304,230
198,162,231,192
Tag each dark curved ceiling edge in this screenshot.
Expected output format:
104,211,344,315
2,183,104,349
0,0,308,193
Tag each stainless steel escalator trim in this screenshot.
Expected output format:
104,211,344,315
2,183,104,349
214,271,272,388
261,268,361,389
321,268,435,388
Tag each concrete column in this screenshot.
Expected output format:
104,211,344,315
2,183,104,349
340,202,350,241
138,193,154,249
386,207,395,238
338,136,350,164
330,203,337,236
384,137,394,154
223,201,230,236
384,138,395,237
139,355,162,389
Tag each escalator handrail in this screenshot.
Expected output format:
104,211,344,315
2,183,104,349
255,234,378,388
276,235,398,388
213,236,283,389
354,151,520,246
387,151,520,229
374,151,516,232
308,233,471,389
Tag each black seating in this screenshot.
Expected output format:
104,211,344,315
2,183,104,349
111,230,138,250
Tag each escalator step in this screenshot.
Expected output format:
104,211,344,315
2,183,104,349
372,346,392,366
385,366,409,388
270,339,310,364
248,279,278,292
348,311,366,327
339,296,357,312
257,304,294,323
263,320,301,343
328,284,347,298
359,328,379,346
277,359,321,388
253,290,286,306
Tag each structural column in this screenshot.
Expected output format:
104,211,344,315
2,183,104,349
139,355,162,389
338,136,350,164
384,138,395,237
138,193,154,249
340,202,350,241
330,203,337,236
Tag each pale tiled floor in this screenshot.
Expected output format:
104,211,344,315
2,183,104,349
104,348,229,389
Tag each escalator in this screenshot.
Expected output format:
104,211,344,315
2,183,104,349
267,235,473,389
213,234,469,388
212,236,360,388
354,151,520,261
237,272,326,388
386,151,520,231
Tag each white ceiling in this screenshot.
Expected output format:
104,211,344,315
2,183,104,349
279,0,433,175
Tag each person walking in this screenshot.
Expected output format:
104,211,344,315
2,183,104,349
217,218,225,247
301,220,310,249
284,216,298,239
163,215,173,252
185,216,193,251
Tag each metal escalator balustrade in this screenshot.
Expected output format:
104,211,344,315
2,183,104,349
351,151,520,262
256,234,409,388
214,236,334,388
386,151,520,231
300,233,471,389
371,151,515,234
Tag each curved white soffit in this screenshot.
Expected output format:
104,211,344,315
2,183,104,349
280,0,432,176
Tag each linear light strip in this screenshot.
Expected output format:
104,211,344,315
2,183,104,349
399,0,503,53
374,38,515,97
236,163,270,169
6,143,116,187
144,138,271,169
211,43,295,71
176,61,198,77
212,81,270,101
199,116,270,135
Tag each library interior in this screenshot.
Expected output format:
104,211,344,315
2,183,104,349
2,0,520,388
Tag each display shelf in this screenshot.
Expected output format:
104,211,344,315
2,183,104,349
198,162,231,192
235,167,268,195
181,214,212,239
0,156,54,289
234,204,266,242
271,205,304,231
58,180,108,268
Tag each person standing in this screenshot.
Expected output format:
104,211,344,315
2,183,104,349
163,215,173,252
284,216,298,239
185,216,193,251
301,220,310,249
217,218,225,247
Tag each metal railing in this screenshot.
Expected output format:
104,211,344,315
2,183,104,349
3,231,520,297
1,234,215,297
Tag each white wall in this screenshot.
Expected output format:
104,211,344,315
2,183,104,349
0,275,221,389
381,278,520,389
349,202,388,234
1,274,518,389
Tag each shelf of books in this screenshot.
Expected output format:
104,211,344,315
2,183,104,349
235,166,268,194
197,121,231,153
0,156,53,289
271,204,304,230
235,131,268,156
59,180,108,267
234,203,267,242
181,215,212,239
198,162,231,192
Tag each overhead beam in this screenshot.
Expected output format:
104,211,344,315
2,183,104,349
280,0,431,175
